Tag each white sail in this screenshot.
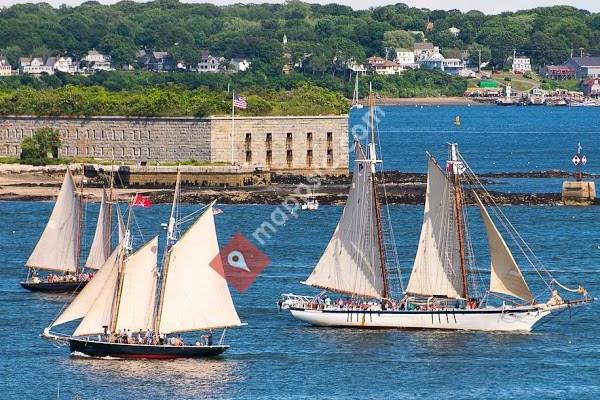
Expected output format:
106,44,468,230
304,141,386,299
474,193,534,303
26,170,81,272
85,190,111,270
115,236,158,333
158,206,242,333
406,158,464,298
73,248,121,336
52,244,122,328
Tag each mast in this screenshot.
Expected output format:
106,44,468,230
76,167,84,273
153,168,181,336
449,144,469,299
107,158,114,248
368,85,389,299
109,201,132,334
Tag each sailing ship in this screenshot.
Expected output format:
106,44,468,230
280,90,593,332
351,73,363,110
44,172,243,358
20,168,124,292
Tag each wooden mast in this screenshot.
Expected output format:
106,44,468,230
107,159,114,248
108,201,132,334
449,144,469,300
153,168,181,338
368,87,389,299
75,167,84,274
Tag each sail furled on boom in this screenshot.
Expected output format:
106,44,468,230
52,243,122,328
304,141,386,299
407,157,464,298
85,190,112,270
157,206,242,333
474,192,534,303
26,170,81,273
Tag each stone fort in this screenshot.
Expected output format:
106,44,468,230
0,115,349,175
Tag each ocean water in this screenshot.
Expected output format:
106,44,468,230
2,106,600,399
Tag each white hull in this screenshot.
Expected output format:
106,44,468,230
289,306,551,332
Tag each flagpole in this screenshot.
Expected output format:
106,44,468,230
231,89,235,165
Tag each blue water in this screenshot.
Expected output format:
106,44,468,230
2,106,600,399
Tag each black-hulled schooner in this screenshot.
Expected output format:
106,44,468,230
281,88,593,332
44,172,243,358
21,168,124,292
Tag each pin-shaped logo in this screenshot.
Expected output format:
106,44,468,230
210,232,270,293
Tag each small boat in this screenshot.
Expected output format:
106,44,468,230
454,115,461,126
280,90,593,332
21,169,124,293
301,187,319,211
44,171,243,359
351,73,363,110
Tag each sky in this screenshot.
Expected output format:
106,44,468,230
0,0,599,14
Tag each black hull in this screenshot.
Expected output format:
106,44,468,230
20,281,87,292
69,338,229,359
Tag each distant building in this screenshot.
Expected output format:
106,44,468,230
365,56,402,75
83,50,112,71
419,53,465,75
448,26,461,37
54,57,78,74
198,50,224,73
414,42,439,61
346,59,367,75
540,65,576,80
580,78,600,97
229,58,251,73
139,51,177,72
20,57,54,75
395,51,417,69
563,57,600,78
419,53,445,70
0,56,12,76
512,56,531,74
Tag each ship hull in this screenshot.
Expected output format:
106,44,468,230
68,338,229,359
20,281,87,292
289,306,550,332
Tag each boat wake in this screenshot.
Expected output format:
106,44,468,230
70,351,122,360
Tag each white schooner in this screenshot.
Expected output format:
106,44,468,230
21,168,124,292
281,90,593,332
44,172,243,358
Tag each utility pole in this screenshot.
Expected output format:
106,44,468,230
570,44,574,58
478,49,482,73
580,47,585,57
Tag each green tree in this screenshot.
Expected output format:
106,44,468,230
382,30,415,52
20,127,61,163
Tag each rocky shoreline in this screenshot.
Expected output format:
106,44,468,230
0,169,591,206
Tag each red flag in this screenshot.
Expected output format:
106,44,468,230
132,194,152,208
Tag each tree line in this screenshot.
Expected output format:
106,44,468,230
0,1,597,73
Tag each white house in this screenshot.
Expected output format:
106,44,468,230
419,53,465,75
20,57,55,75
414,42,440,61
346,58,368,75
448,26,461,37
229,58,251,72
54,57,78,74
512,56,531,74
198,50,224,73
83,50,112,71
395,50,417,69
366,56,403,75
0,56,12,76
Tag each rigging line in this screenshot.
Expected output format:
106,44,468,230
458,152,554,293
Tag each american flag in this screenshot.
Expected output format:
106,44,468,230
233,95,247,110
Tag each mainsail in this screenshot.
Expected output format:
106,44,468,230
85,190,112,270
157,206,242,333
406,157,464,298
26,170,81,273
474,193,534,303
114,236,158,332
303,141,386,299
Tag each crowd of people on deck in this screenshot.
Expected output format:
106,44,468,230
297,296,480,312
101,328,213,347
31,272,93,284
